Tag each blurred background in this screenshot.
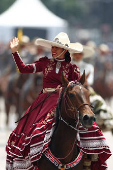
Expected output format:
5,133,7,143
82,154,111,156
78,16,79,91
0,0,113,169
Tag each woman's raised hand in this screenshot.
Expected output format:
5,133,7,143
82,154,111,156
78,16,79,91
10,37,19,53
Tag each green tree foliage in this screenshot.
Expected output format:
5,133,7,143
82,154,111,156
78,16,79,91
41,0,89,26
0,0,89,26
0,0,15,14
0,0,113,28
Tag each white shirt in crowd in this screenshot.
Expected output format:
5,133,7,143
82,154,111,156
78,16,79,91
72,60,94,85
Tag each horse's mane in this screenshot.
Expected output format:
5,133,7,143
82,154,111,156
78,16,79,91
53,88,65,132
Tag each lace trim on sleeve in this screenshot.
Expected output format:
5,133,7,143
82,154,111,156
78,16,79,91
33,63,36,73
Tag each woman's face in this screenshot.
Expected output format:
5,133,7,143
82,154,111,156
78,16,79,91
51,46,67,59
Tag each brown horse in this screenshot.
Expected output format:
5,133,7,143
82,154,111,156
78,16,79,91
3,73,29,125
37,72,95,170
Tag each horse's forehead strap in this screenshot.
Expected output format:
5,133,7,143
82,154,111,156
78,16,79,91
67,81,76,88
67,81,81,88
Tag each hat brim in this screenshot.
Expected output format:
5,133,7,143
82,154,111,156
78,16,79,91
83,46,95,58
70,43,95,58
36,38,79,53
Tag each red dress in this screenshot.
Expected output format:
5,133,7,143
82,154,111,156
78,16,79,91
6,52,111,170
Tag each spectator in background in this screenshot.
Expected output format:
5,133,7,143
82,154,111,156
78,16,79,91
19,35,33,64
84,73,113,134
70,42,95,85
95,44,110,73
85,40,97,65
31,37,48,61
71,42,113,134
94,43,113,99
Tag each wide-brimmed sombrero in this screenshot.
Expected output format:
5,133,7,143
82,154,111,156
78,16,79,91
21,35,30,44
70,42,95,58
99,44,110,53
36,32,79,53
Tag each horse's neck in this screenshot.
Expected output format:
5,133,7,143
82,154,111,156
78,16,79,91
50,118,78,163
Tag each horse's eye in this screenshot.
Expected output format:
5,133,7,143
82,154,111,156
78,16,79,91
68,93,75,98
90,104,94,111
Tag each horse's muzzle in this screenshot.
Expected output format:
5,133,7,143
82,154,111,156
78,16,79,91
81,114,96,128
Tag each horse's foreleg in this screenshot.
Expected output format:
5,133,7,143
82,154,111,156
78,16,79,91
4,101,10,125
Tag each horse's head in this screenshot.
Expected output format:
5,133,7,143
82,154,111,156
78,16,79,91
60,71,96,129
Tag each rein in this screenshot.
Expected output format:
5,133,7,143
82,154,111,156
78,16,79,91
15,90,57,123
44,82,92,169
50,83,91,161
62,83,91,121
54,119,80,160
50,83,85,161
44,83,86,169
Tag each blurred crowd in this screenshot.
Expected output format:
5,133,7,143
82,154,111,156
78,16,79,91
85,41,113,100
0,35,48,126
0,35,113,133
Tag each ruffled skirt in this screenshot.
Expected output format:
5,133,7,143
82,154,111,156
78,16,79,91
6,92,111,170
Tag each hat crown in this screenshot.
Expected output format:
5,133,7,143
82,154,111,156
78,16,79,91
99,44,109,52
21,35,30,43
36,32,81,53
70,42,95,58
70,43,83,52
53,32,70,47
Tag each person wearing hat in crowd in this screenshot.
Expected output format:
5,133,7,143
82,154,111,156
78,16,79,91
6,32,111,170
70,42,95,86
19,35,34,64
95,43,110,72
85,40,98,66
94,43,113,99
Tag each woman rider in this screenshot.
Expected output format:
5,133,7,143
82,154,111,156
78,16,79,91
6,32,111,170
6,32,81,170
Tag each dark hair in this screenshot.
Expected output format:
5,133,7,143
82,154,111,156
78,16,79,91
65,51,71,62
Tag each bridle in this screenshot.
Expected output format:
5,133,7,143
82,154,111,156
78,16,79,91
44,82,93,169
54,82,91,160
59,82,91,127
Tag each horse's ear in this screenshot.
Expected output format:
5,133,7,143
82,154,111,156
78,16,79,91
61,72,69,87
79,70,85,85
86,72,90,79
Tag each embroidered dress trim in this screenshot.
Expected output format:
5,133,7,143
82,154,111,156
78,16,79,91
56,61,61,74
44,148,83,169
6,155,34,170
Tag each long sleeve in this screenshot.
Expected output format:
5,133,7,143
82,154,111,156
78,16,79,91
12,51,45,73
12,51,35,73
